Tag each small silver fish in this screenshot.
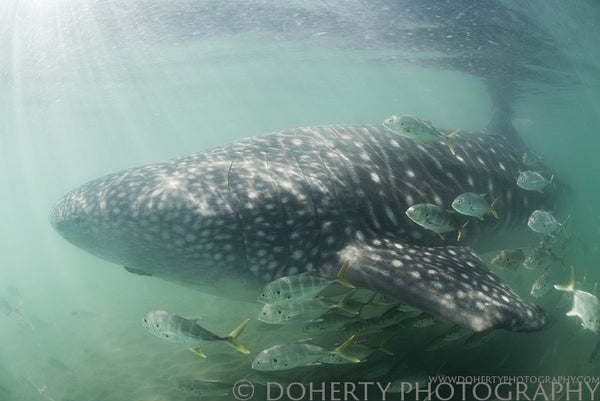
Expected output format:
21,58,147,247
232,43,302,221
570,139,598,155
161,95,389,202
251,336,359,371
383,115,459,154
141,310,250,357
451,193,499,220
257,261,353,304
490,248,525,271
368,292,400,306
374,307,418,328
176,379,231,396
319,337,393,364
554,266,600,334
405,312,442,328
397,303,421,313
517,171,553,192
527,210,564,235
302,313,356,335
531,272,554,298
341,320,382,336
523,248,565,270
464,331,497,349
426,325,471,351
405,203,466,240
258,290,357,324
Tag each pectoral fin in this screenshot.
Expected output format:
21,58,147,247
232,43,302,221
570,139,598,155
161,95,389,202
123,266,152,276
321,238,552,332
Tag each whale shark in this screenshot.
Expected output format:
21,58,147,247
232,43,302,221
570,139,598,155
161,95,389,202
50,121,556,333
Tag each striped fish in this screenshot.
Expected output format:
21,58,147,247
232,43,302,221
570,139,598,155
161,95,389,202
258,290,358,324
251,336,359,370
257,260,353,304
142,310,250,357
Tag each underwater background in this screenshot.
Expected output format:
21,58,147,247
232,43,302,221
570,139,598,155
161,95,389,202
1,1,599,400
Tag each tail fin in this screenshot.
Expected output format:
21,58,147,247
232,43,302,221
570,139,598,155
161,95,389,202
378,335,395,355
335,260,355,288
457,220,470,241
335,289,359,315
554,266,575,292
490,197,500,219
557,250,569,270
13,302,35,331
14,301,24,317
334,335,361,363
225,319,251,354
557,215,571,239
445,129,460,155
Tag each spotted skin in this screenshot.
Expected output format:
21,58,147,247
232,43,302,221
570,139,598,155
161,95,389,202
50,124,555,332
327,238,550,331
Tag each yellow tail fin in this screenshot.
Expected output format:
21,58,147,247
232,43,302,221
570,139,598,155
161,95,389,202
336,289,359,315
335,335,361,363
490,196,499,219
554,266,575,292
457,220,470,241
445,129,460,155
225,319,251,354
335,260,355,288
378,335,395,355
557,214,571,238
558,250,569,270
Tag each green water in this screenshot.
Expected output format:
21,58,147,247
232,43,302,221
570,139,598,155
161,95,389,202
1,1,600,400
